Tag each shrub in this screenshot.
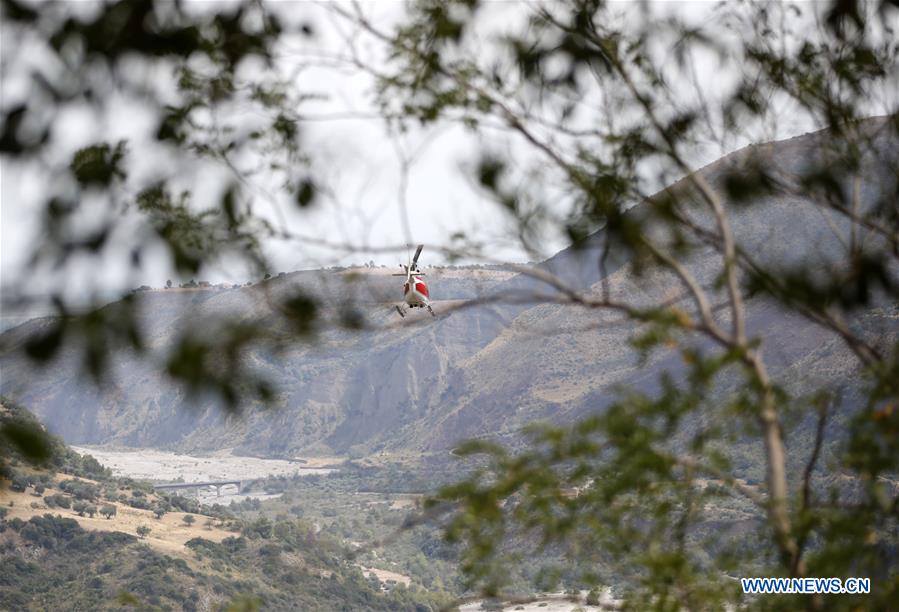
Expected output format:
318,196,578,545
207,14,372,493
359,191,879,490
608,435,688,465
9,473,29,492
585,588,602,606
221,536,246,553
129,498,151,510
43,494,71,509
58,479,99,501
165,494,199,514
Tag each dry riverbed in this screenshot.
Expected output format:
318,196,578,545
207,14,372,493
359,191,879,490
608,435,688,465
72,446,340,505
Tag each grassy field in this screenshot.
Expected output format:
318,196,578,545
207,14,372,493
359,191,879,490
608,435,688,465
2,480,231,559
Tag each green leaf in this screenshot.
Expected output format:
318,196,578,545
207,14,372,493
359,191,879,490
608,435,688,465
0,420,52,464
24,322,65,362
69,141,127,187
295,179,317,208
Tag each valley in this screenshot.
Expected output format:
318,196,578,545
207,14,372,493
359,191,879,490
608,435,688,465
71,446,339,505
2,119,897,610
3,0,898,608
0,402,457,610
2,122,896,463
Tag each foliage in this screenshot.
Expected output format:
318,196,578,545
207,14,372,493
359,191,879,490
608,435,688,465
43,494,70,510
59,479,101,502
1,0,898,609
0,514,206,610
1,398,112,483
231,463,470,596
162,491,201,514
363,0,899,608
0,0,321,411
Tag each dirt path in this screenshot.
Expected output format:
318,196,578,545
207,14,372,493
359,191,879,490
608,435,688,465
358,565,412,587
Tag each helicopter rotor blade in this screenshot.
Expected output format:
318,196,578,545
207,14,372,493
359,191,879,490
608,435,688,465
411,244,423,267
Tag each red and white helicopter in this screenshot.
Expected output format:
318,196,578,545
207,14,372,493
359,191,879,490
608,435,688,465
393,244,434,317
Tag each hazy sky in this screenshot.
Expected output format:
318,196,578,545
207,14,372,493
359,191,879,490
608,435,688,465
1,1,895,304
1,1,521,298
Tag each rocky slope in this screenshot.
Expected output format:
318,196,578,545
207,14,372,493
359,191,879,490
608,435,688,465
1,118,897,461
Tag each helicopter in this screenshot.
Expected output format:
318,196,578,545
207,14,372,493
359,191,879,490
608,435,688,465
393,244,434,318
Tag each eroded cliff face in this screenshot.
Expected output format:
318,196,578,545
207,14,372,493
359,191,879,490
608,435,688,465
2,120,897,458
0,266,519,455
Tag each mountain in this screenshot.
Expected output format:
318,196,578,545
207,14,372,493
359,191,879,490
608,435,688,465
1,118,897,464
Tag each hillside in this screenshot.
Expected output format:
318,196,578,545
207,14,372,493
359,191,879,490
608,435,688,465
0,402,451,611
1,479,232,557
1,119,898,464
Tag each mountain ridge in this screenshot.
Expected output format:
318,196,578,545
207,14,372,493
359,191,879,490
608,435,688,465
2,118,897,462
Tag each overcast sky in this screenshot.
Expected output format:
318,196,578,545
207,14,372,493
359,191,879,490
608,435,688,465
1,1,896,306
1,1,520,299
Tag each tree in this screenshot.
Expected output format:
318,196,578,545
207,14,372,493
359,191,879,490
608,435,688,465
43,494,70,510
334,0,899,608
100,505,117,520
153,503,168,520
1,1,897,610
182,514,196,527
9,474,29,493
84,505,97,518
0,0,323,414
72,501,88,516
136,525,151,539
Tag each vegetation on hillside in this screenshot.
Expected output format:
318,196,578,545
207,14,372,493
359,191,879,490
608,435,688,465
2,0,898,610
366,2,899,608
1,403,452,610
0,511,448,611
1,399,111,482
